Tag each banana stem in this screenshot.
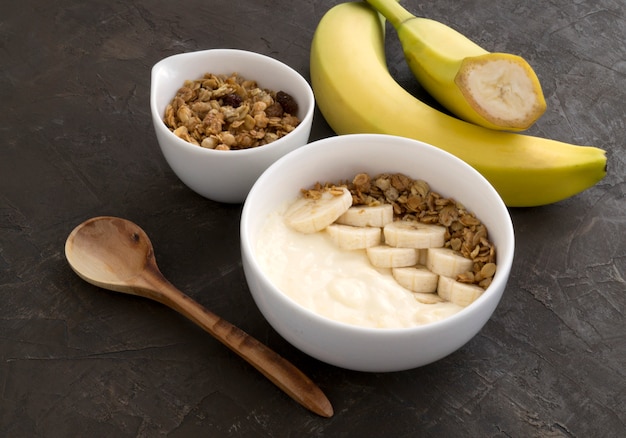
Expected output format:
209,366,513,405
364,0,415,28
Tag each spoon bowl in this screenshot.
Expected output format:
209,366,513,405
65,216,333,417
66,216,155,291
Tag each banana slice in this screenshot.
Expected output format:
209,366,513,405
284,187,352,234
335,204,394,228
426,247,473,278
383,221,446,248
366,245,418,268
437,276,485,307
392,266,439,293
326,224,382,250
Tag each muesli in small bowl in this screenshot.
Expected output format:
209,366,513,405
241,134,515,372
150,49,315,203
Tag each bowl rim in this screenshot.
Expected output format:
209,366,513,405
150,48,316,157
241,133,515,336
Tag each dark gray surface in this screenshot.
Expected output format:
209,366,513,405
1,0,624,436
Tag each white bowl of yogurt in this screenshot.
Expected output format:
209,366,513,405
240,134,514,372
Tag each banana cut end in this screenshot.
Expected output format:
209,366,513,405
456,53,547,131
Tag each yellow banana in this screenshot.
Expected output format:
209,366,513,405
309,2,607,207
365,0,546,131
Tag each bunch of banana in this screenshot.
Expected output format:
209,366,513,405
365,0,546,131
309,2,607,207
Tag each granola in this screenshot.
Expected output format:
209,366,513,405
163,72,300,150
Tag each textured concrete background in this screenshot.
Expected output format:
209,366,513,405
1,0,624,436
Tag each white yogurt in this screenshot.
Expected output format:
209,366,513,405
256,208,464,329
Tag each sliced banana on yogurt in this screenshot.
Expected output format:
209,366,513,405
366,245,419,268
335,204,394,228
383,221,447,249
392,266,439,294
437,276,485,307
326,224,382,250
284,186,353,234
283,180,491,308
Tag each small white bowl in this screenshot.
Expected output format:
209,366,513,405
241,134,515,372
150,49,315,203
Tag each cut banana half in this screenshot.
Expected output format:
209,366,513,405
392,266,438,293
326,224,382,250
366,245,418,268
284,187,352,234
456,54,546,130
437,276,485,307
336,204,394,227
365,0,546,131
427,247,474,278
383,221,446,249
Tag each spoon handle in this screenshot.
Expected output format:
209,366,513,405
132,272,333,418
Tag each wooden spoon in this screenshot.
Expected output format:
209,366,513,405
64,216,333,418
